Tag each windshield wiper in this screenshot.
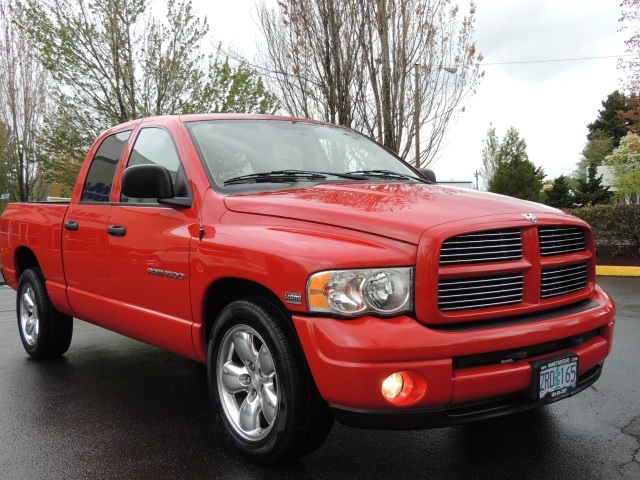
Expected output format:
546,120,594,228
345,169,427,182
224,170,328,185
222,169,423,186
223,169,373,186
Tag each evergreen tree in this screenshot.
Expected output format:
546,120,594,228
496,126,528,164
574,162,613,206
587,90,639,146
490,158,545,203
572,90,636,183
545,175,574,208
487,127,545,202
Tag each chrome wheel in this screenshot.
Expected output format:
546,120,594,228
208,297,333,464
19,285,39,346
217,324,279,441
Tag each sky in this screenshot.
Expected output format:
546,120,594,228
193,0,626,187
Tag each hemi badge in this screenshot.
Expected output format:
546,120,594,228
285,293,302,305
522,213,537,223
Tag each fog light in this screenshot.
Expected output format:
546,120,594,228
381,373,404,399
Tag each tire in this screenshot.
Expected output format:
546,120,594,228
207,296,333,465
17,268,73,358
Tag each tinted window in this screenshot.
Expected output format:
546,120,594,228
121,127,188,203
81,130,131,202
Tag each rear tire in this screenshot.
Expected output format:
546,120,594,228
17,268,73,358
207,296,333,465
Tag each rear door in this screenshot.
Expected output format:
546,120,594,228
62,129,132,326
105,125,198,359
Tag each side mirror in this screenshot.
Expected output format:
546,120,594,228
417,168,437,183
122,164,174,199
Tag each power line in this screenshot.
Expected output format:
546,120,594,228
480,54,634,66
220,44,633,77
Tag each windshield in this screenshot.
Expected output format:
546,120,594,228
185,120,420,189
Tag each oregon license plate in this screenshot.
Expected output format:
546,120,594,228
529,352,579,401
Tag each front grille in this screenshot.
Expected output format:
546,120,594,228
435,223,592,316
438,273,524,311
541,263,588,299
440,229,522,265
538,226,586,256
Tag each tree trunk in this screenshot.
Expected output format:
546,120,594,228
377,0,396,152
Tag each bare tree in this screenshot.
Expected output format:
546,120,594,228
257,0,483,167
619,0,640,92
0,1,48,202
257,0,367,126
480,123,498,189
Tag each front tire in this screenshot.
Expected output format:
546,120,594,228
17,268,73,358
207,297,333,465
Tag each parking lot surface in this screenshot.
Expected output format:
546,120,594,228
0,277,638,479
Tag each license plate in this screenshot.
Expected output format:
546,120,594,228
528,352,579,401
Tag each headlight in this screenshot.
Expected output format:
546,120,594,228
307,267,413,316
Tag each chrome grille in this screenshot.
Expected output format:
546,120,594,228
438,273,524,311
541,263,588,299
539,227,586,256
440,229,522,265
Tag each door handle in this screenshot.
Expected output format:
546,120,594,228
64,221,79,231
107,225,127,237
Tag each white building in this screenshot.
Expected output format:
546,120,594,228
437,180,474,189
597,165,639,204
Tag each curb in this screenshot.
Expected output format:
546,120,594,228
596,265,640,277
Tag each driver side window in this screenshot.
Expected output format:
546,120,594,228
120,127,189,203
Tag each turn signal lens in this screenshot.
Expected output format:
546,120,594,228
308,272,332,310
381,373,404,399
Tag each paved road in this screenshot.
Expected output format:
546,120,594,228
0,277,638,480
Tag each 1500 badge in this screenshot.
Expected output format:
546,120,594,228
147,268,185,280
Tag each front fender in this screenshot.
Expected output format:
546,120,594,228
189,212,418,360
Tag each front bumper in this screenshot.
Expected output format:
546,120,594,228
330,363,602,429
292,285,615,428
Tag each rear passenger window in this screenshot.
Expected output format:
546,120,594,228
81,130,132,202
121,127,188,203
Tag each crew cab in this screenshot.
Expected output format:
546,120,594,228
0,114,615,464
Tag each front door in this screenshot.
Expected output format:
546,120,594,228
106,126,198,359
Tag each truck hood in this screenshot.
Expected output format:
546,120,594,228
223,183,563,244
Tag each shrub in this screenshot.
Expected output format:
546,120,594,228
566,204,640,262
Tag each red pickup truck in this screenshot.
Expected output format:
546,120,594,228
0,114,615,464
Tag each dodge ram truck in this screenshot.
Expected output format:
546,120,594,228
0,114,615,464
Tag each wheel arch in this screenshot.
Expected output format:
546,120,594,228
202,277,290,344
14,246,40,279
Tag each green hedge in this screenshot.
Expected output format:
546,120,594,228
566,204,640,261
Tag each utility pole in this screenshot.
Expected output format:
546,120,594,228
474,170,482,190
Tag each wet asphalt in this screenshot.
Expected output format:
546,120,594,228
0,277,638,480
